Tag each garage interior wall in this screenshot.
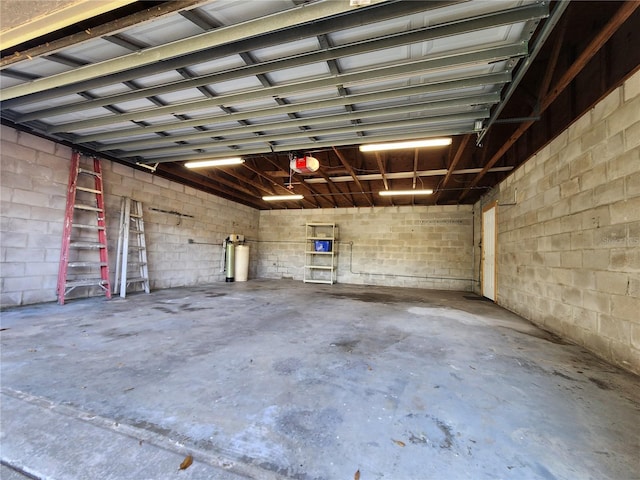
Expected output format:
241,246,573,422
257,205,473,291
0,128,260,306
473,69,640,375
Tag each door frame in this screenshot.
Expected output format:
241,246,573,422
481,200,498,301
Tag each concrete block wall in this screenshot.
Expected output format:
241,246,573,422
475,70,640,374
0,127,259,307
258,205,474,290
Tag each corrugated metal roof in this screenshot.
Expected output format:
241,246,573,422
1,0,637,209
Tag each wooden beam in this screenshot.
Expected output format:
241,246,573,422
458,2,638,202
433,134,470,203
332,147,374,207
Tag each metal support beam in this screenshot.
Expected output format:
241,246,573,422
52,72,509,134
0,0,390,101
461,1,639,200
83,92,500,146
121,111,489,159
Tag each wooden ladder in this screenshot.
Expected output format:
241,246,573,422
114,197,150,298
57,152,111,305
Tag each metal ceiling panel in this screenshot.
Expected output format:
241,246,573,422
6,0,623,210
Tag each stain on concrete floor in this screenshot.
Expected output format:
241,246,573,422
1,280,639,480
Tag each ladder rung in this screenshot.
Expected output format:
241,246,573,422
130,213,143,219
72,224,105,230
70,241,106,249
68,261,108,268
130,229,143,234
77,186,101,194
75,204,103,212
65,279,109,288
126,277,148,283
78,168,100,177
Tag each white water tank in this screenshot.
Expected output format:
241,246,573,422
235,245,250,282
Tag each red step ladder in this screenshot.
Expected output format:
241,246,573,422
57,152,111,305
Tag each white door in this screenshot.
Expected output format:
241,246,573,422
482,202,497,301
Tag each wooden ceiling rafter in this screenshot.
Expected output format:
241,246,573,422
458,1,639,202
332,147,374,207
433,134,471,204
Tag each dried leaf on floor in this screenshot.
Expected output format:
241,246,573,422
393,439,406,447
354,469,361,480
179,454,193,470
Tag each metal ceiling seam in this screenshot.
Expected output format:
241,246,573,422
11,2,545,120
93,93,500,150
135,127,470,164
49,71,511,134
0,0,456,108
0,0,391,102
122,110,490,158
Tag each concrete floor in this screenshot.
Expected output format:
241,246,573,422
1,280,638,480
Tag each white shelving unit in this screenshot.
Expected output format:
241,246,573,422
304,223,337,284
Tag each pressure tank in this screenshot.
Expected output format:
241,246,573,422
225,240,235,282
235,245,250,282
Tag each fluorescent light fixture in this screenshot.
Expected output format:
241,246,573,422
184,157,244,168
379,189,433,196
359,138,452,152
262,194,304,201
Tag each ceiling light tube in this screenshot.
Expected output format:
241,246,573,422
379,189,433,196
262,194,304,201
360,138,452,152
184,157,244,168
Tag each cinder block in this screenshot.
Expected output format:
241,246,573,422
583,290,611,315
608,96,640,136
611,294,640,322
595,271,630,295
19,132,56,155
572,307,598,331
569,189,594,214
594,224,628,249
623,70,640,102
624,120,640,150
561,286,582,307
572,269,595,290
560,250,582,268
2,142,37,162
581,126,607,152
579,163,607,191
599,314,630,341
592,87,622,123
592,132,625,163
1,263,25,277
631,324,640,350
607,148,639,180
581,249,610,270
111,162,135,178
0,291,22,307
610,196,640,225
568,111,593,141
626,171,640,197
